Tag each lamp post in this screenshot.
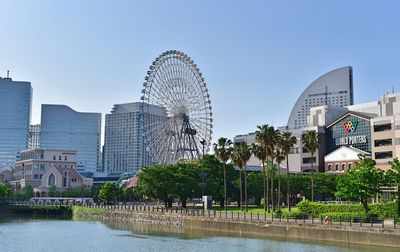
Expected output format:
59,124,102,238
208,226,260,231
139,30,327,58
199,139,207,209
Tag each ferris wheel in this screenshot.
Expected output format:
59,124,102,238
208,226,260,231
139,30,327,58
140,50,213,164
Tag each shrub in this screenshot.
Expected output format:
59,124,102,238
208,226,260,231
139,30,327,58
297,200,364,217
369,202,397,218
320,212,367,221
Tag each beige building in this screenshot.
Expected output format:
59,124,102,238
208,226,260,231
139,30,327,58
34,166,93,197
11,148,77,190
0,169,13,184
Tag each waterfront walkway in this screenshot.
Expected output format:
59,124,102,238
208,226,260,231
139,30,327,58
11,201,397,230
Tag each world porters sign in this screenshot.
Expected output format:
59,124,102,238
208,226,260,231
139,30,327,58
335,135,367,146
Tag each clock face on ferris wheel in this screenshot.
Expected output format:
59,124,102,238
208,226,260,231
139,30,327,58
140,50,213,164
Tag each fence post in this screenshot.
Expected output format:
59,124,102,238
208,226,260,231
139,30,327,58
394,217,396,229
237,212,239,220
360,218,362,227
303,215,305,224
251,212,252,220
231,211,233,219
257,212,259,221
370,217,373,228
264,212,266,222
350,216,352,227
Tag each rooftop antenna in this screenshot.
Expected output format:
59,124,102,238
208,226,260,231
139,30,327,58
7,70,9,78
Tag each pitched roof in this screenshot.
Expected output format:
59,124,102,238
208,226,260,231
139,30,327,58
326,111,375,128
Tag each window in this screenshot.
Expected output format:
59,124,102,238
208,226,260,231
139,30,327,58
375,151,393,159
335,164,339,171
348,163,352,170
48,173,55,186
64,156,67,161
328,164,332,171
341,164,346,171
374,124,392,132
59,156,62,161
374,139,392,147
303,157,316,164
53,156,56,161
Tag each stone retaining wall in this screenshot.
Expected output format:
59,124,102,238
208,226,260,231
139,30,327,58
73,208,400,248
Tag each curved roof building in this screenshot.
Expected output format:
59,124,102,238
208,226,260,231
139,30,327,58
287,66,354,129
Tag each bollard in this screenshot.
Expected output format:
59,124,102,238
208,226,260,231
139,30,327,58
264,212,266,222
257,212,259,221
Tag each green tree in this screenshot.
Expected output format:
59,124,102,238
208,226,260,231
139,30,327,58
47,185,57,197
24,185,34,199
251,143,267,207
173,162,199,208
279,131,297,210
198,155,237,206
388,158,400,215
98,182,119,204
273,147,285,210
0,183,12,205
302,130,322,201
137,165,176,207
335,156,382,213
213,137,233,211
232,142,251,211
255,124,281,212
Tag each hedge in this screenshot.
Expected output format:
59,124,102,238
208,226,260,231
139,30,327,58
297,200,398,218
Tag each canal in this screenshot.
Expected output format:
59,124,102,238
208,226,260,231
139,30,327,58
0,217,397,252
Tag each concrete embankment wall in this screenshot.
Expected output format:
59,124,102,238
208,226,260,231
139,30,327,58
72,208,400,248
186,218,400,248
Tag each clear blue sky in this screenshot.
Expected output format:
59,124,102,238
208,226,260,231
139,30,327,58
1,0,399,143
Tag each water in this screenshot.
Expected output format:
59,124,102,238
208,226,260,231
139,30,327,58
0,218,397,252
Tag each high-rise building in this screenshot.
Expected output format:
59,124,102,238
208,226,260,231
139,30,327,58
29,124,41,149
104,102,167,174
287,66,354,129
0,76,32,170
40,105,101,175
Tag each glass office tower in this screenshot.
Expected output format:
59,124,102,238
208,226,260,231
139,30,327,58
40,104,101,175
0,76,32,170
104,102,167,174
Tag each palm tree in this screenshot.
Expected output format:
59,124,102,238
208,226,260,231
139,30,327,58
251,143,266,208
232,142,251,211
273,147,285,210
255,125,281,212
302,130,322,202
279,132,297,211
213,137,233,211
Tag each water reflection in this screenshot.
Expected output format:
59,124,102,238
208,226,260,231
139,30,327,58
0,217,398,252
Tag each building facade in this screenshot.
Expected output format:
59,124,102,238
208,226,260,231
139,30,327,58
40,105,101,175
34,165,93,197
11,148,77,189
104,102,166,174
287,66,354,129
0,76,32,170
29,124,41,149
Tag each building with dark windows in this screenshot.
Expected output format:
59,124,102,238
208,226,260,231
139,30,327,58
287,66,354,129
40,105,101,175
0,75,32,170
